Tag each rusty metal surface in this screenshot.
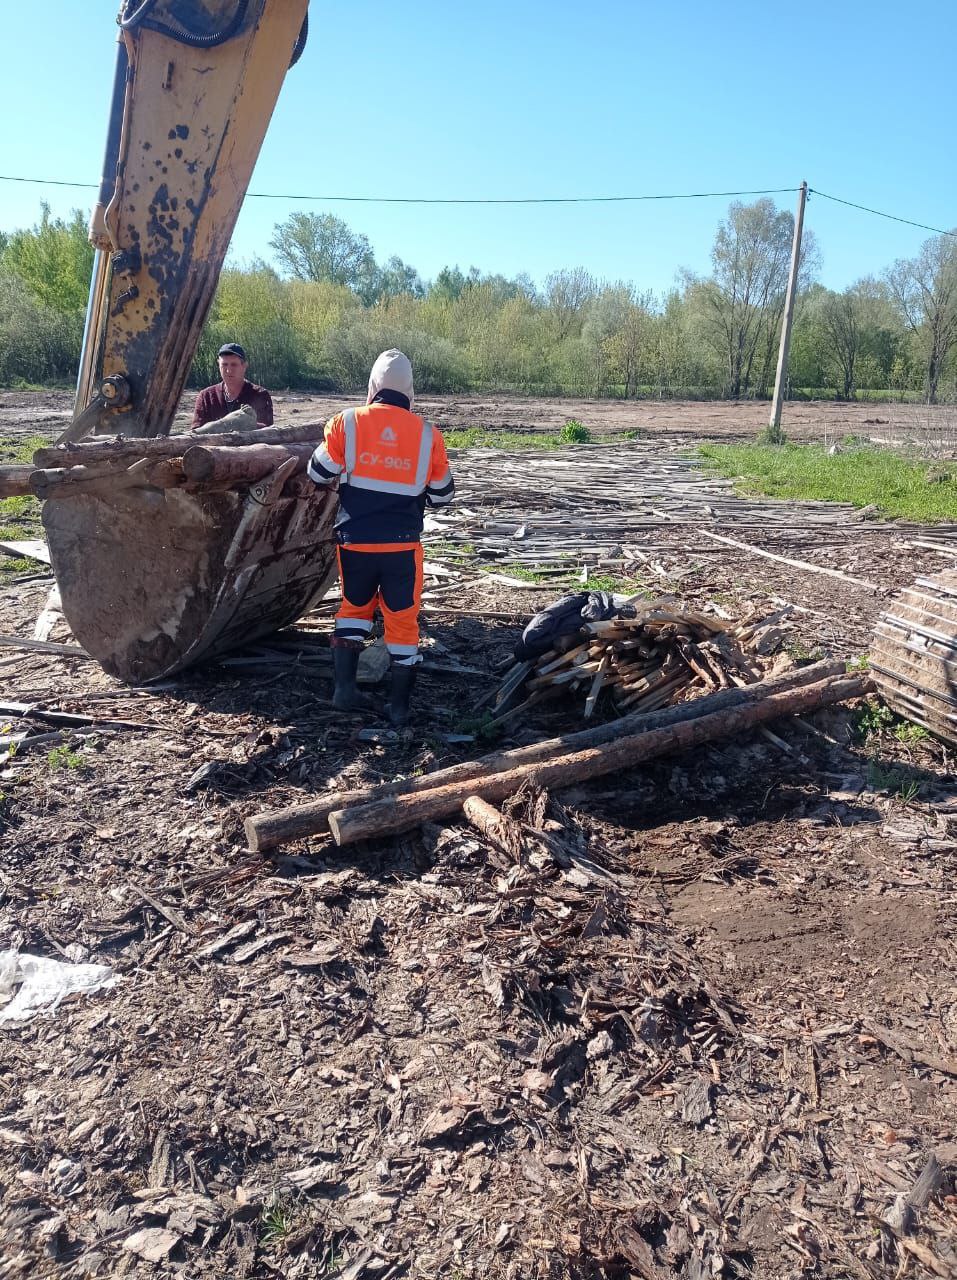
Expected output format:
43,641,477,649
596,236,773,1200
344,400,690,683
42,481,338,684
78,0,309,437
871,570,957,744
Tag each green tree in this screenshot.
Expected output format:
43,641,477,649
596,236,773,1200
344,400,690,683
545,267,597,342
887,232,957,404
0,272,83,384
376,255,425,300
686,198,816,399
193,260,303,389
816,278,898,399
270,212,377,295
429,265,468,303
1,204,93,313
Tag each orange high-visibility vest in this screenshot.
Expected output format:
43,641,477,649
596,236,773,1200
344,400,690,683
324,404,442,496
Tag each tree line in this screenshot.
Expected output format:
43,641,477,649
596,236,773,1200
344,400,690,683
1,200,955,403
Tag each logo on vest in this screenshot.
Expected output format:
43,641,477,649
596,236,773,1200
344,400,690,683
380,426,398,444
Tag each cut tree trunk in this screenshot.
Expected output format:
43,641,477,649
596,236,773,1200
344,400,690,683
181,442,313,487
0,465,35,498
32,421,325,470
243,659,847,851
326,674,870,846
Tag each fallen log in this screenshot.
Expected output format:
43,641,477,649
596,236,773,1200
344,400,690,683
181,442,313,487
0,464,36,498
244,658,845,851
326,674,871,847
33,422,325,470
30,457,186,501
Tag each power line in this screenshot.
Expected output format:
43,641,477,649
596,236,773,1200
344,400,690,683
0,175,97,190
0,174,797,204
243,186,801,205
0,171,953,238
809,188,957,239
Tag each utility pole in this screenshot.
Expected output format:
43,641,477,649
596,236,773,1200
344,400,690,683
767,181,808,442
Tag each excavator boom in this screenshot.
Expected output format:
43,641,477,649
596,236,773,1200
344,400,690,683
66,0,308,441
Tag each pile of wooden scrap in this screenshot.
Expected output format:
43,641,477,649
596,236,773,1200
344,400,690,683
491,599,794,723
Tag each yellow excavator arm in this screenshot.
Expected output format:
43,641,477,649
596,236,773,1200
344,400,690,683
64,0,308,443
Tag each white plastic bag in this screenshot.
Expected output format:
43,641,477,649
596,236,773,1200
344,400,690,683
0,950,116,1025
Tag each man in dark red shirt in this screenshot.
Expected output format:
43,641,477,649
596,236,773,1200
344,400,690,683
191,343,274,430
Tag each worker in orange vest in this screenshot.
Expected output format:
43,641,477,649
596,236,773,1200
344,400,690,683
307,350,455,725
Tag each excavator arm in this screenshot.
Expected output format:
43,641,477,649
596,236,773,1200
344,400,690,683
63,0,308,443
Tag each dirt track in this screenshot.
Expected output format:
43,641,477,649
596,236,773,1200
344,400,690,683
1,395,956,1279
2,387,955,448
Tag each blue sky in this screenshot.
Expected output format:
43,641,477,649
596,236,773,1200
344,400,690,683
1,0,954,298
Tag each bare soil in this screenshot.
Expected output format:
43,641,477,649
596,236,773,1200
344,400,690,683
1,392,956,1280
2,386,955,446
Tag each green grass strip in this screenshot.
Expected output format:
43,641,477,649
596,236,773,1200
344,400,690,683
0,434,51,465
443,428,641,451
698,443,957,522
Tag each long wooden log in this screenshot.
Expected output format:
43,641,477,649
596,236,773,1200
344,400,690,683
33,421,326,469
30,458,186,501
0,465,36,498
181,442,314,487
244,658,845,851
327,674,871,846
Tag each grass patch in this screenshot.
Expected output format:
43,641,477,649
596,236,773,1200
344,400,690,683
445,428,567,450
0,433,50,465
893,721,929,745
866,758,923,802
579,573,640,593
425,538,475,557
853,699,894,743
0,556,35,579
481,563,549,582
444,427,638,451
47,746,85,771
451,712,503,746
698,442,957,521
785,639,825,664
559,419,591,443
259,1196,301,1247
0,496,37,523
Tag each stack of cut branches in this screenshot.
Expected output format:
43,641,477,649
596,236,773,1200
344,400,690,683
493,601,773,723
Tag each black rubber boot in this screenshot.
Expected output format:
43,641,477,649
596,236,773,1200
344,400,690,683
388,662,418,727
332,641,373,712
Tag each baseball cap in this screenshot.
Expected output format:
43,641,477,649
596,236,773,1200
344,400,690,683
218,343,247,361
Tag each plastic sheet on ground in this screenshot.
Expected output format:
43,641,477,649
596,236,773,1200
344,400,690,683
0,950,116,1025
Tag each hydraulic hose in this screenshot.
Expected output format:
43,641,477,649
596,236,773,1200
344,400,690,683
118,0,250,48
290,11,308,65
118,1,307,62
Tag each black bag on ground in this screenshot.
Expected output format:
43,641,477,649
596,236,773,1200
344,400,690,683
514,591,622,661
